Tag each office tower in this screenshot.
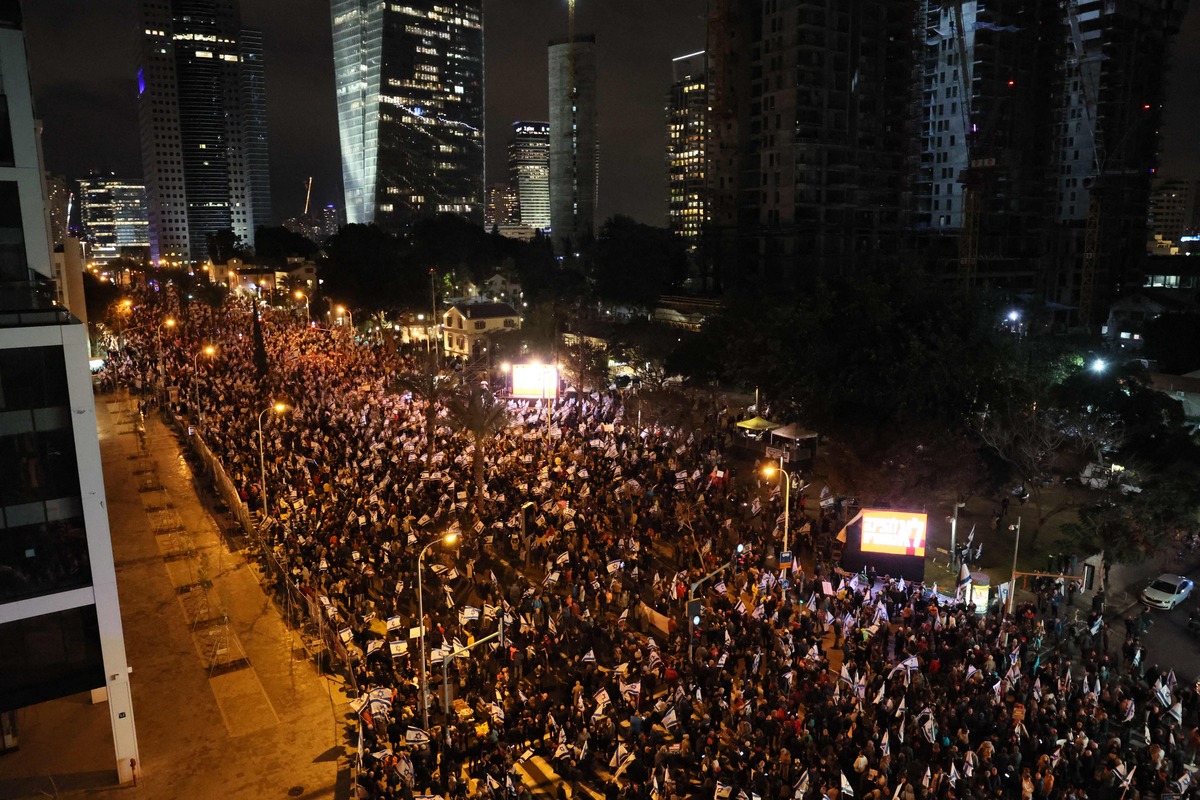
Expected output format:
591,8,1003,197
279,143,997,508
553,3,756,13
44,173,69,247
705,1,916,290
509,121,550,231
548,35,597,256
240,27,271,232
136,0,269,264
1148,179,1200,253
485,183,518,228
330,0,484,231
0,3,139,781
77,174,150,264
319,203,341,240
667,51,707,247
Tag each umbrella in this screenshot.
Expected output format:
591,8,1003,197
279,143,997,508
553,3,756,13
735,415,780,432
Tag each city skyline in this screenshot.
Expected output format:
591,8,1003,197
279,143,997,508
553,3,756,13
19,1,1200,233
22,0,709,230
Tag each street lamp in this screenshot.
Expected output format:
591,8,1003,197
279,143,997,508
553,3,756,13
336,305,353,331
256,402,288,520
417,531,459,731
155,317,176,397
294,291,310,324
191,345,216,429
688,548,739,664
519,500,536,567
763,457,796,554
1007,516,1022,615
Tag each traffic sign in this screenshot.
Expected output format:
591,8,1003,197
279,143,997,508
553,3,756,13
765,446,790,463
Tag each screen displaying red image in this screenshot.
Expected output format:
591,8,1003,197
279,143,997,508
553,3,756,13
860,510,927,557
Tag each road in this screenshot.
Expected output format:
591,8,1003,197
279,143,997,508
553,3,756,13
1119,567,1200,684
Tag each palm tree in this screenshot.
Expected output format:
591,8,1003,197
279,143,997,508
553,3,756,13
444,382,510,513
392,349,450,458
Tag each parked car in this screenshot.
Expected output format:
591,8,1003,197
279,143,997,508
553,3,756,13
1140,574,1194,610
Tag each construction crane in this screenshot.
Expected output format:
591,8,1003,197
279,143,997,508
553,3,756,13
948,1,980,287
303,176,313,216
1068,5,1104,328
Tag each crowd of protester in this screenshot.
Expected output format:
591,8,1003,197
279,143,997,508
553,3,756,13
101,284,1199,800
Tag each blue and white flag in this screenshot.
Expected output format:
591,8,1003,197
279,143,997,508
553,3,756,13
840,772,855,797
405,726,430,745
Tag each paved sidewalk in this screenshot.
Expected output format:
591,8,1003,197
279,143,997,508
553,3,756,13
2,392,351,799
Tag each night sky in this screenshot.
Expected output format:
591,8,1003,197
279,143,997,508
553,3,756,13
21,1,1199,229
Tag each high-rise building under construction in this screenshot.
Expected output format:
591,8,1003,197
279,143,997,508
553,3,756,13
704,0,1189,323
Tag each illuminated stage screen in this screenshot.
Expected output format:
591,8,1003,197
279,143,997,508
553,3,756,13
859,510,928,557
510,364,559,400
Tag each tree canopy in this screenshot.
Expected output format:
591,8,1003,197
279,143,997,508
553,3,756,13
594,216,688,306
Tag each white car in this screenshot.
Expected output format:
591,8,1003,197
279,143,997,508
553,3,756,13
1140,574,1194,610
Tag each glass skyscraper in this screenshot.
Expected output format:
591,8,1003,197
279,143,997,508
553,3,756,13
78,174,150,264
136,0,270,264
509,121,550,232
667,52,707,247
331,0,484,231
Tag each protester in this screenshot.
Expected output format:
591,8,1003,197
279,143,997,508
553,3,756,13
104,286,1198,800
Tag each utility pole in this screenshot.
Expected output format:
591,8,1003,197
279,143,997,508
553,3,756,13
1007,516,1022,615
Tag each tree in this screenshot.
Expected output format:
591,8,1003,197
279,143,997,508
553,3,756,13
594,215,687,305
444,382,510,513
207,228,248,265
1143,313,1200,375
254,226,318,267
320,224,403,312
973,400,1071,547
393,349,452,458
560,338,611,393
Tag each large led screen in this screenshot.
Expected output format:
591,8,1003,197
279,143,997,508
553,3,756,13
859,510,927,557
510,364,559,400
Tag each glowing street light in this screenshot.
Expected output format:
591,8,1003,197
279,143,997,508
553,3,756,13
294,291,310,323
1092,358,1107,373
762,458,794,554
417,531,459,731
191,345,216,429
256,402,289,519
155,317,176,394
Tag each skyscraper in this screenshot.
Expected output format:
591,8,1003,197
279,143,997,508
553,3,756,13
330,0,485,231
914,1,1061,292
666,51,707,247
136,0,269,264
240,26,271,232
0,2,138,781
705,0,916,291
549,35,597,256
78,174,150,264
509,121,550,231
913,0,1186,322
485,183,518,228
1147,178,1200,254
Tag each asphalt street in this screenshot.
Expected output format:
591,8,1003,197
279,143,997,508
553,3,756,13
1135,567,1200,682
